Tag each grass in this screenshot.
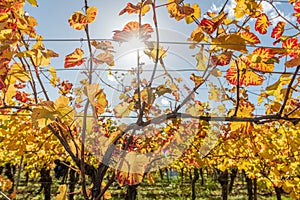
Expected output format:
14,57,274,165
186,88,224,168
11,170,294,200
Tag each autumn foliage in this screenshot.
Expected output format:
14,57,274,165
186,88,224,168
0,0,300,199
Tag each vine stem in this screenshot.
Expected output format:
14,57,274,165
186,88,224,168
148,0,160,87
278,65,300,116
232,60,240,117
79,0,96,198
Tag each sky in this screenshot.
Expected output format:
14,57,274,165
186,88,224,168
23,0,297,116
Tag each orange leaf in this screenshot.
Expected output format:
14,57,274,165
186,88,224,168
94,52,114,66
190,26,204,43
271,21,285,39
68,11,87,30
282,38,299,58
68,6,98,30
117,170,143,186
119,2,150,16
293,12,300,24
190,73,204,86
294,1,300,12
247,48,275,72
199,18,215,34
210,51,233,66
166,0,195,21
285,57,300,68
113,21,153,42
226,59,264,86
86,6,98,23
64,48,85,68
185,4,201,24
240,31,260,45
255,13,271,34
199,12,227,34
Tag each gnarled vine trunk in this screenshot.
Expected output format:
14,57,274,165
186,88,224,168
218,169,229,200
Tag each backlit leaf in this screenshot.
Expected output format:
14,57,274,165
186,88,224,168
167,0,195,21
144,42,167,61
7,63,30,84
226,59,264,86
94,52,114,66
68,11,86,30
271,21,285,39
211,34,247,53
282,38,299,58
68,6,98,30
113,21,153,42
48,66,58,87
26,0,38,7
195,45,207,70
255,13,271,34
240,31,260,45
210,51,233,66
86,6,98,23
247,48,275,72
186,101,203,116
185,4,201,24
285,57,300,68
116,153,148,186
85,84,108,115
190,26,204,43
64,48,85,68
294,1,300,13
55,184,67,200
119,2,150,16
190,73,204,86
32,97,74,128
156,85,172,96
114,102,134,118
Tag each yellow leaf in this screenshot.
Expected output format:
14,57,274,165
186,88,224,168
186,101,203,116
32,97,74,128
185,4,201,24
26,0,38,7
211,34,248,53
190,73,204,86
195,46,207,70
210,68,222,77
190,26,204,43
32,106,56,128
49,66,58,86
54,96,70,109
55,184,67,200
4,85,16,105
54,96,74,121
86,6,98,23
113,102,134,118
144,42,167,61
7,63,30,84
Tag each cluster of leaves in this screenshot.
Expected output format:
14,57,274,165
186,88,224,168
0,0,299,199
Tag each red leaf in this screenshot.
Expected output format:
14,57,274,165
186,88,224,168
294,1,300,13
113,21,153,42
226,59,264,86
240,31,260,45
255,13,271,34
271,21,285,39
199,12,227,34
64,48,85,68
210,51,233,66
282,38,299,58
199,18,215,34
